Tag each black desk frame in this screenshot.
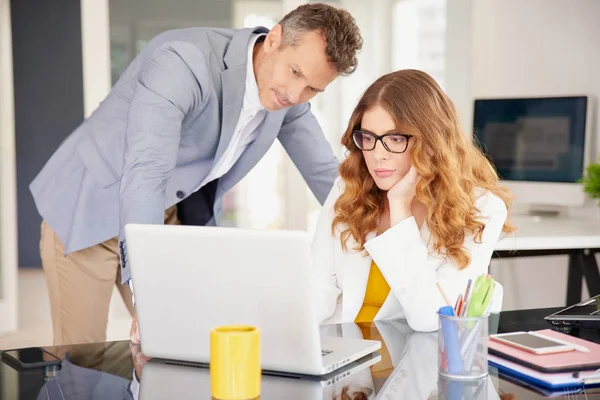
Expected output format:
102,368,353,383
492,248,600,306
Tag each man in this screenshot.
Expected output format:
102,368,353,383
30,3,363,346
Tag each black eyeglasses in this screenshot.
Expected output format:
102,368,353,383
352,130,412,154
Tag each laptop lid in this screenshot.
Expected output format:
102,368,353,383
545,294,600,329
126,224,324,375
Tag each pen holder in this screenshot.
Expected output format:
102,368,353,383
438,313,488,380
438,374,488,399
210,325,261,400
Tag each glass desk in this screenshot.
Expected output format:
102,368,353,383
1,308,599,399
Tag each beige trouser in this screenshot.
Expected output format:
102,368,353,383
40,206,180,345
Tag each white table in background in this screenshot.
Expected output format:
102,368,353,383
494,215,600,306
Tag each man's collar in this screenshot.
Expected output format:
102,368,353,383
223,26,270,69
244,34,266,111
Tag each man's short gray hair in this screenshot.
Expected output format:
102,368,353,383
278,3,363,75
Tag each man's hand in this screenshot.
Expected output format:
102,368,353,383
130,316,141,344
129,341,151,381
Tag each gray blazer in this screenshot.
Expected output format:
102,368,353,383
30,27,339,282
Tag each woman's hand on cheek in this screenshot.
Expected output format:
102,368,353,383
387,166,419,226
387,166,419,206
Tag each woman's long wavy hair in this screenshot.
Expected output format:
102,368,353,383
332,69,514,269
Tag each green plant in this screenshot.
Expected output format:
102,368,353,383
580,162,600,202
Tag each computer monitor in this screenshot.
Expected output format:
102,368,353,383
473,95,592,208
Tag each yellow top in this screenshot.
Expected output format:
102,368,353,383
354,260,391,323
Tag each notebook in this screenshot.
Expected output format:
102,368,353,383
488,329,600,373
496,370,600,398
489,354,600,391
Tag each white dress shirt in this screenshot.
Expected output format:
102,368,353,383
194,33,266,191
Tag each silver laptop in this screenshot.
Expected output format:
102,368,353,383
125,224,381,376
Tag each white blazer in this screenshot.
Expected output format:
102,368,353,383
311,178,507,332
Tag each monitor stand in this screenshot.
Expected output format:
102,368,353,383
511,204,565,222
528,207,562,218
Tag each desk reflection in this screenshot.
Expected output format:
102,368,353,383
135,320,506,399
321,320,503,399
5,312,594,399
11,342,135,399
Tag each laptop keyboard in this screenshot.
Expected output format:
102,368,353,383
322,350,333,357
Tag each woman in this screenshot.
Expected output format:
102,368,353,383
311,69,514,332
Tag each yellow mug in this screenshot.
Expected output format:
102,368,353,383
210,325,261,400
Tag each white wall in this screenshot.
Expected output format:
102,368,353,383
447,0,600,309
0,0,18,335
471,0,600,152
81,0,111,117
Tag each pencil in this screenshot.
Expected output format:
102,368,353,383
462,279,473,311
436,282,452,307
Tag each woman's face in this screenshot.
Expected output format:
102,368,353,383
359,105,413,191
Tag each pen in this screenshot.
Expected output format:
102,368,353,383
458,293,465,317
455,294,463,315
460,279,473,317
460,298,469,317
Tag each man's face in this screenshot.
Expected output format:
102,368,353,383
254,25,339,111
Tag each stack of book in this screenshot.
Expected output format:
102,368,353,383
488,329,600,396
